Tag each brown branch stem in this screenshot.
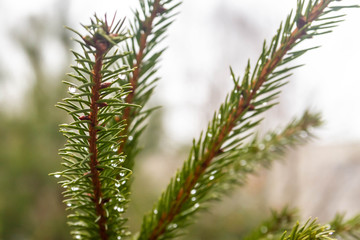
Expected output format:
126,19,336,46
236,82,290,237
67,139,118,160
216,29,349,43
89,48,108,240
147,1,331,239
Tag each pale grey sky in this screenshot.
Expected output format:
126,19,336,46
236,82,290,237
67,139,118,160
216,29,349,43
1,0,359,145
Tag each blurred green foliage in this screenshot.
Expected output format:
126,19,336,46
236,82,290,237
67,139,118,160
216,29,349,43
0,4,71,239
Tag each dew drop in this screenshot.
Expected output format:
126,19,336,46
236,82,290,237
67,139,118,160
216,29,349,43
260,226,268,234
324,224,331,230
118,74,126,81
262,102,268,106
119,172,125,177
211,170,217,175
209,175,215,181
75,235,81,239
265,134,272,141
54,174,61,178
191,197,196,202
71,187,79,191
117,236,122,240
190,189,196,195
258,143,265,150
128,136,133,141
119,157,125,163
168,223,178,230
115,182,121,188
67,203,72,207
176,177,180,182
194,203,200,209
207,132,213,138
154,209,158,215
68,86,76,94
121,180,126,185
217,113,222,119
240,160,247,166
300,131,308,138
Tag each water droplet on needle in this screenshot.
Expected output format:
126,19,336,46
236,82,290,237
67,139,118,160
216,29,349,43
68,86,76,93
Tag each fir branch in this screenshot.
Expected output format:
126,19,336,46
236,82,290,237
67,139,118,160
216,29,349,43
329,213,360,239
138,110,321,240
243,207,298,240
280,219,335,240
216,110,322,194
137,1,356,239
117,0,182,169
53,15,134,240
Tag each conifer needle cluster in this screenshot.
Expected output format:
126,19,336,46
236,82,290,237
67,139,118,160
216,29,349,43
52,0,359,239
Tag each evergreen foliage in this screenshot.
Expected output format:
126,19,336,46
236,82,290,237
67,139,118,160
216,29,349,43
243,207,298,240
116,0,181,171
52,0,359,240
53,16,134,239
330,214,360,239
0,10,70,239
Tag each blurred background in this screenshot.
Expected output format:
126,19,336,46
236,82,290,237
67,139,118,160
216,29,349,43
0,0,359,239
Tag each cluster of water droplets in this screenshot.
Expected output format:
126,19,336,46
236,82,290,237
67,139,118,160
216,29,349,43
168,223,178,230
111,159,118,168
111,145,119,152
113,206,124,213
115,179,127,188
189,188,200,209
208,170,217,181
